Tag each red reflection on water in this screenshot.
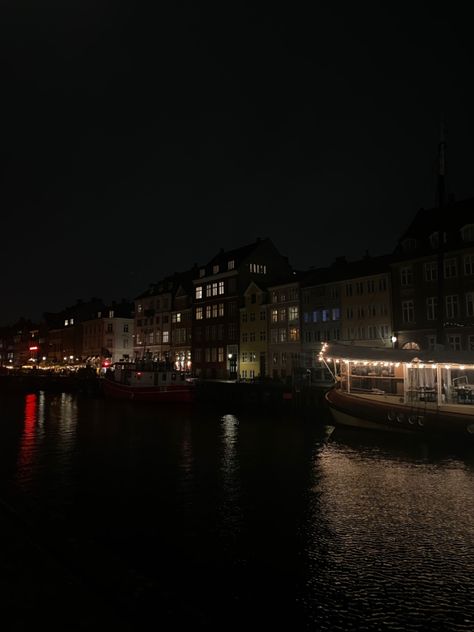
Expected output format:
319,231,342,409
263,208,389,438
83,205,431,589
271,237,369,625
24,393,37,432
18,393,38,469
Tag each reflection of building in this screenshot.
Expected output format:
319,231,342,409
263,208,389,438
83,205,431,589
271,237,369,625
391,198,474,351
192,239,292,379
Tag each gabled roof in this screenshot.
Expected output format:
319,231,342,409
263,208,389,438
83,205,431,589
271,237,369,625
135,265,198,300
204,237,272,269
301,254,393,287
396,197,474,250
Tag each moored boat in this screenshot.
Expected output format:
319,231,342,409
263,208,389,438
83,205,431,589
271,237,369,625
102,361,195,403
321,342,474,439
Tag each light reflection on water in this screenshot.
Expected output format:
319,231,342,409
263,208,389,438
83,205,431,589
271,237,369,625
1,392,474,630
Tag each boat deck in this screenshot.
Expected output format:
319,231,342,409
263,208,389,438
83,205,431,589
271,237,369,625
348,391,474,414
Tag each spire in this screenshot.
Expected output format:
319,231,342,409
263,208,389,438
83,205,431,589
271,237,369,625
437,118,447,209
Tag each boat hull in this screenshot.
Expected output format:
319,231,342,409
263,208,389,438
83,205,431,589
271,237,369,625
102,377,195,403
325,388,474,439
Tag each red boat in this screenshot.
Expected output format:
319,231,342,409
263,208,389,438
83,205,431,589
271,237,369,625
102,362,196,403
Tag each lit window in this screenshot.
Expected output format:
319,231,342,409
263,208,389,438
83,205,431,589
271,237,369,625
196,307,203,320
218,281,224,295
64,319,69,326
195,286,203,299
162,331,169,343
288,306,299,321
228,260,235,270
289,327,299,342
109,311,114,319
206,306,211,318
218,303,224,317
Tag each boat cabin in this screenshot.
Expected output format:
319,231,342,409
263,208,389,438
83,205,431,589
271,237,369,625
321,343,474,409
111,362,191,388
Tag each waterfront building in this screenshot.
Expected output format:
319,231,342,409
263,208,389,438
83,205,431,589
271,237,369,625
82,301,134,367
391,197,474,351
300,267,342,369
267,275,302,381
170,270,195,371
337,255,393,347
134,267,197,366
239,281,268,379
0,326,14,366
0,320,39,367
43,298,105,364
192,238,292,379
134,280,174,362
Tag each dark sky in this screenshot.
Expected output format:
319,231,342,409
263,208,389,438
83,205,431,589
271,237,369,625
2,3,474,325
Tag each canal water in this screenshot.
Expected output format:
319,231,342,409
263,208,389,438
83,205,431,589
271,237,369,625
1,390,474,631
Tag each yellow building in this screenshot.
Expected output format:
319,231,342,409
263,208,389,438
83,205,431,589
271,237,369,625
239,282,268,379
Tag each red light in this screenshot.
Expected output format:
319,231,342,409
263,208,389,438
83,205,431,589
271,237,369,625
102,360,111,367
29,346,38,351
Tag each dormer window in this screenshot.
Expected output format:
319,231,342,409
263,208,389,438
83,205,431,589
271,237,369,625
429,232,439,249
461,224,474,242
70,318,74,325
228,259,235,270
64,319,69,326
109,310,114,318
199,268,205,277
401,237,417,252
213,264,219,274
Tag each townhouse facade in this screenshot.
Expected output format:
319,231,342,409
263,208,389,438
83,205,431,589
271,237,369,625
267,276,302,381
192,238,293,379
82,301,134,367
339,256,393,348
239,281,268,379
391,199,474,351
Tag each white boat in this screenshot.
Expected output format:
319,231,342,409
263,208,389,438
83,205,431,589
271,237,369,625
321,342,474,439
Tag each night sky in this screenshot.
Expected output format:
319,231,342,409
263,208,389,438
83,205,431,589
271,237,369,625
2,4,474,325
